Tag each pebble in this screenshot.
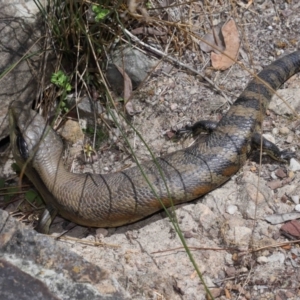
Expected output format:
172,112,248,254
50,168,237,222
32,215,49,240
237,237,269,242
263,133,275,144
225,253,234,265
295,204,300,212
267,179,282,190
60,120,84,144
170,103,178,111
279,127,289,135
275,168,286,178
286,135,293,143
290,158,300,172
257,256,268,264
226,204,238,215
268,252,285,264
272,127,279,135
291,195,299,204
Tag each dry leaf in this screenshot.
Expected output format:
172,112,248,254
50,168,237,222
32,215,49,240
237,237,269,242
114,64,132,101
280,244,292,250
114,64,136,115
211,19,240,70
280,220,300,238
225,288,231,299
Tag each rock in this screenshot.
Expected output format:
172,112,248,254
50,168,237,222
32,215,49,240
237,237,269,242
265,212,300,224
275,168,286,179
291,195,299,204
268,252,285,264
267,179,282,190
59,120,85,144
295,204,300,212
286,134,293,143
194,203,216,231
257,256,268,264
279,127,289,135
269,88,300,115
238,171,274,219
272,127,279,135
290,158,300,171
227,226,252,246
209,288,222,298
170,103,178,111
225,266,236,276
226,204,238,215
66,95,104,120
0,1,53,141
106,46,157,95
263,133,275,144
0,209,128,299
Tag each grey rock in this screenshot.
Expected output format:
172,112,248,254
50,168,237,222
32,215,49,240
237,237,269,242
106,46,157,95
295,204,300,212
226,204,238,215
291,195,299,204
269,88,300,115
268,252,285,264
0,209,128,299
290,158,300,171
257,256,268,264
0,1,47,141
66,95,104,120
265,212,300,224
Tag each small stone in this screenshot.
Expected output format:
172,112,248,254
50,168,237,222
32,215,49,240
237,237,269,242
226,205,238,215
275,168,286,179
267,180,282,190
183,231,194,238
295,204,300,212
281,195,288,203
290,158,300,171
289,171,295,178
268,252,285,264
96,228,108,237
225,253,234,265
291,195,299,204
60,120,85,144
263,133,275,144
279,127,289,135
227,226,252,246
257,256,268,264
170,103,178,111
209,288,222,298
272,127,279,135
225,267,236,277
286,135,293,143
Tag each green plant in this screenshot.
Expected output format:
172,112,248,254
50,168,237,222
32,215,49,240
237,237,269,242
51,70,72,113
92,5,110,21
51,70,71,92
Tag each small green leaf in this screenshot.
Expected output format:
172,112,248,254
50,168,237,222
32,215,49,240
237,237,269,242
51,70,71,91
25,190,43,205
92,5,110,21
